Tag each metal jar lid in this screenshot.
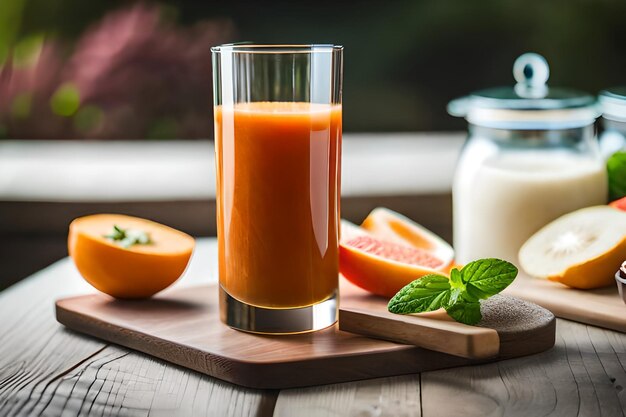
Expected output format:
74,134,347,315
599,87,626,122
447,53,598,129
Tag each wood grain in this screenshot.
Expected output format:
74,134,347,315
420,319,626,417
27,345,276,417
274,375,421,417
55,281,555,389
54,285,459,389
272,319,626,417
4,238,626,416
506,274,626,333
0,240,277,417
0,260,106,417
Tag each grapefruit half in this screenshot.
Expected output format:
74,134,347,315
340,221,449,297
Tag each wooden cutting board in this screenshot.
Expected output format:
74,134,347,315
505,273,626,333
56,281,555,389
339,283,555,360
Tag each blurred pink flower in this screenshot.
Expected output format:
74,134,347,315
0,3,236,139
0,40,70,138
66,4,235,139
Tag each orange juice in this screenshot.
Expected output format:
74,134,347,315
214,102,342,308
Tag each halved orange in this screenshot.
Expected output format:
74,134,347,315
69,214,195,298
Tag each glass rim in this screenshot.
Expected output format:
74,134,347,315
211,43,343,54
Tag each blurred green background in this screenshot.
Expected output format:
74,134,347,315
1,0,626,139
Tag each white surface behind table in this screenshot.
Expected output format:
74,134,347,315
0,133,464,202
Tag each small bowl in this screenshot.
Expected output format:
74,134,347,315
616,271,626,304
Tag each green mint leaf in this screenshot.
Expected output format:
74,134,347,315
387,274,451,314
461,258,517,300
448,287,463,305
105,224,126,241
608,151,626,200
446,301,482,325
449,268,462,288
104,225,152,248
387,258,518,326
460,289,479,303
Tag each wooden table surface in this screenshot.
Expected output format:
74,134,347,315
2,239,626,417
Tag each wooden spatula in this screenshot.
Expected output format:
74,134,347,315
339,278,557,360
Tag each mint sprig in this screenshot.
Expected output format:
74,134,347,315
104,225,153,248
388,258,518,325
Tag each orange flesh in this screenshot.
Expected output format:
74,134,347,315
547,237,626,289
387,219,435,250
339,235,443,298
359,208,454,267
362,215,435,251
69,214,194,298
345,236,443,269
71,214,194,255
215,102,342,308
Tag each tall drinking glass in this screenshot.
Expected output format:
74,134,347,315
211,44,343,334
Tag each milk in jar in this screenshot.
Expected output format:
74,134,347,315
448,53,606,265
453,136,607,264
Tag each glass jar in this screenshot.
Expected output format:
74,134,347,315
599,88,626,201
448,53,607,265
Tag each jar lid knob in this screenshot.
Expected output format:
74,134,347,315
513,53,549,98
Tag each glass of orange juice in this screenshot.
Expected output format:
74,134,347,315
211,44,343,334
